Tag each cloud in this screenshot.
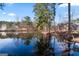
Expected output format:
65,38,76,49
6,3,15,6
59,3,79,8
59,4,68,7
8,13,16,16
71,3,79,6
2,12,6,15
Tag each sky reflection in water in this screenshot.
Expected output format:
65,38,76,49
0,33,79,56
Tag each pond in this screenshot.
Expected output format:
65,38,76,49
0,32,79,56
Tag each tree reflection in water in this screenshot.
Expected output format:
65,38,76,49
35,33,54,56
16,34,33,46
0,32,79,56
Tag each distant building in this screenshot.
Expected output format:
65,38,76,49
1,24,7,30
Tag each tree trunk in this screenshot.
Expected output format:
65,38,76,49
68,3,71,56
68,3,71,34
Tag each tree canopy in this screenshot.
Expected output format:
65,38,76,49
33,3,56,30
23,16,32,25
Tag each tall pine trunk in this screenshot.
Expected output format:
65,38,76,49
68,3,71,56
68,3,71,35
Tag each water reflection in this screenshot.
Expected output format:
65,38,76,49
50,36,79,56
0,32,6,36
0,33,38,56
0,32,79,56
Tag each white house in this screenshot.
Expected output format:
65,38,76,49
1,24,7,30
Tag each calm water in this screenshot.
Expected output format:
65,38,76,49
0,32,79,56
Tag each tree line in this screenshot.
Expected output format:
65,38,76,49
0,3,71,34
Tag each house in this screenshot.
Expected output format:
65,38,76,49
1,24,7,30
